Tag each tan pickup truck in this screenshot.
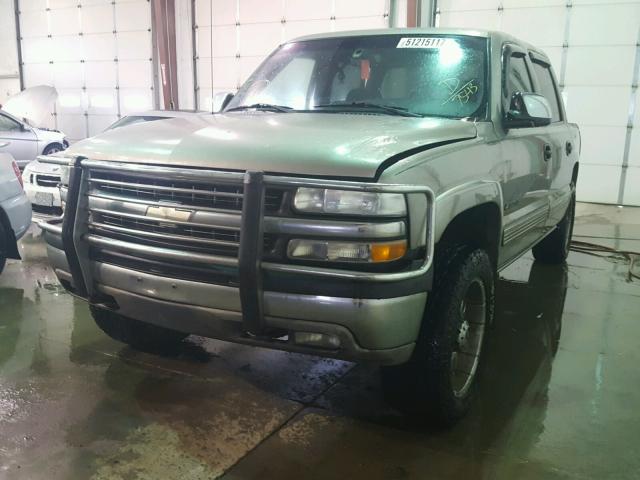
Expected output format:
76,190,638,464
39,28,580,425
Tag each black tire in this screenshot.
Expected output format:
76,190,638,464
532,191,575,264
43,143,65,155
0,221,6,275
382,247,495,427
90,305,188,354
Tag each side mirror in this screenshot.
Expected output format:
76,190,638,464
504,92,552,129
212,92,234,113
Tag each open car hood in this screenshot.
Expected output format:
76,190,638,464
3,85,58,128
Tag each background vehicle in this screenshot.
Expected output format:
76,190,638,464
24,110,203,216
0,109,67,169
39,29,580,425
0,152,32,274
21,158,65,216
0,86,68,169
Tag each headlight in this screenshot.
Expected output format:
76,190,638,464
293,188,406,216
288,239,407,263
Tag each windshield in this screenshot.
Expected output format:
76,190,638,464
227,35,488,119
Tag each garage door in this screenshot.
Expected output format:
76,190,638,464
18,0,156,142
194,0,391,110
436,0,640,206
0,0,21,102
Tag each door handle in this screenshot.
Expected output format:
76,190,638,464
0,141,9,148
566,141,573,155
543,144,552,161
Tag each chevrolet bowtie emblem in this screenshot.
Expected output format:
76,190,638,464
146,206,192,222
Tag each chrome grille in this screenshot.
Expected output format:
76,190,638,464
88,209,277,258
36,174,61,187
88,170,284,213
85,167,279,269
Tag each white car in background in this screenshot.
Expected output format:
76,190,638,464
0,86,68,169
24,109,203,215
0,153,32,274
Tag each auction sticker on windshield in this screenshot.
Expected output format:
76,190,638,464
396,37,449,48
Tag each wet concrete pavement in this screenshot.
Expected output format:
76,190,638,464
1,203,639,479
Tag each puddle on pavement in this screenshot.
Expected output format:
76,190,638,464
1,224,639,479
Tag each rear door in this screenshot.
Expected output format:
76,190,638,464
499,44,552,264
0,112,38,168
528,54,575,226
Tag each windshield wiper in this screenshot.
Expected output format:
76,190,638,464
313,102,422,117
226,103,292,113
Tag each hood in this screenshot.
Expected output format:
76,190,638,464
67,112,477,179
2,85,58,127
33,126,66,143
23,158,63,175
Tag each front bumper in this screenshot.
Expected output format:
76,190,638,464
23,172,63,212
39,157,434,364
24,183,62,207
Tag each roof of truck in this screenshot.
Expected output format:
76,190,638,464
289,28,548,61
291,28,491,42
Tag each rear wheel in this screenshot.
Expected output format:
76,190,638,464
381,247,495,427
90,306,188,354
532,191,576,264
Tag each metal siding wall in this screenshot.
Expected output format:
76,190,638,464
437,0,640,206
175,0,195,109
18,0,155,142
193,0,391,110
0,0,21,101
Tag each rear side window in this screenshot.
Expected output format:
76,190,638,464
531,61,562,122
505,54,533,101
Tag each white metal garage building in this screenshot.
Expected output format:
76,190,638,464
1,2,640,479
1,0,638,204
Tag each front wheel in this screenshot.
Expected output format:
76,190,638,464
381,247,495,427
43,143,65,155
90,306,188,354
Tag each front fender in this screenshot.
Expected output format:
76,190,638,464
434,180,504,243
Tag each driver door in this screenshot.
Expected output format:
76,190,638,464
0,112,38,168
499,45,551,265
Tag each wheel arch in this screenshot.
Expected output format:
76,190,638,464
434,182,504,269
571,162,579,186
42,141,66,155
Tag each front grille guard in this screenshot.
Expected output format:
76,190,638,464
38,156,435,336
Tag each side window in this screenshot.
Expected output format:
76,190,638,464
505,54,533,102
0,114,20,132
531,61,562,122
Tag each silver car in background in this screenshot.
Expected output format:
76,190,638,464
0,109,68,169
0,152,31,274
0,86,68,169
24,109,204,215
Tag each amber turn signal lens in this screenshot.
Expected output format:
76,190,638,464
287,239,408,263
370,240,407,263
